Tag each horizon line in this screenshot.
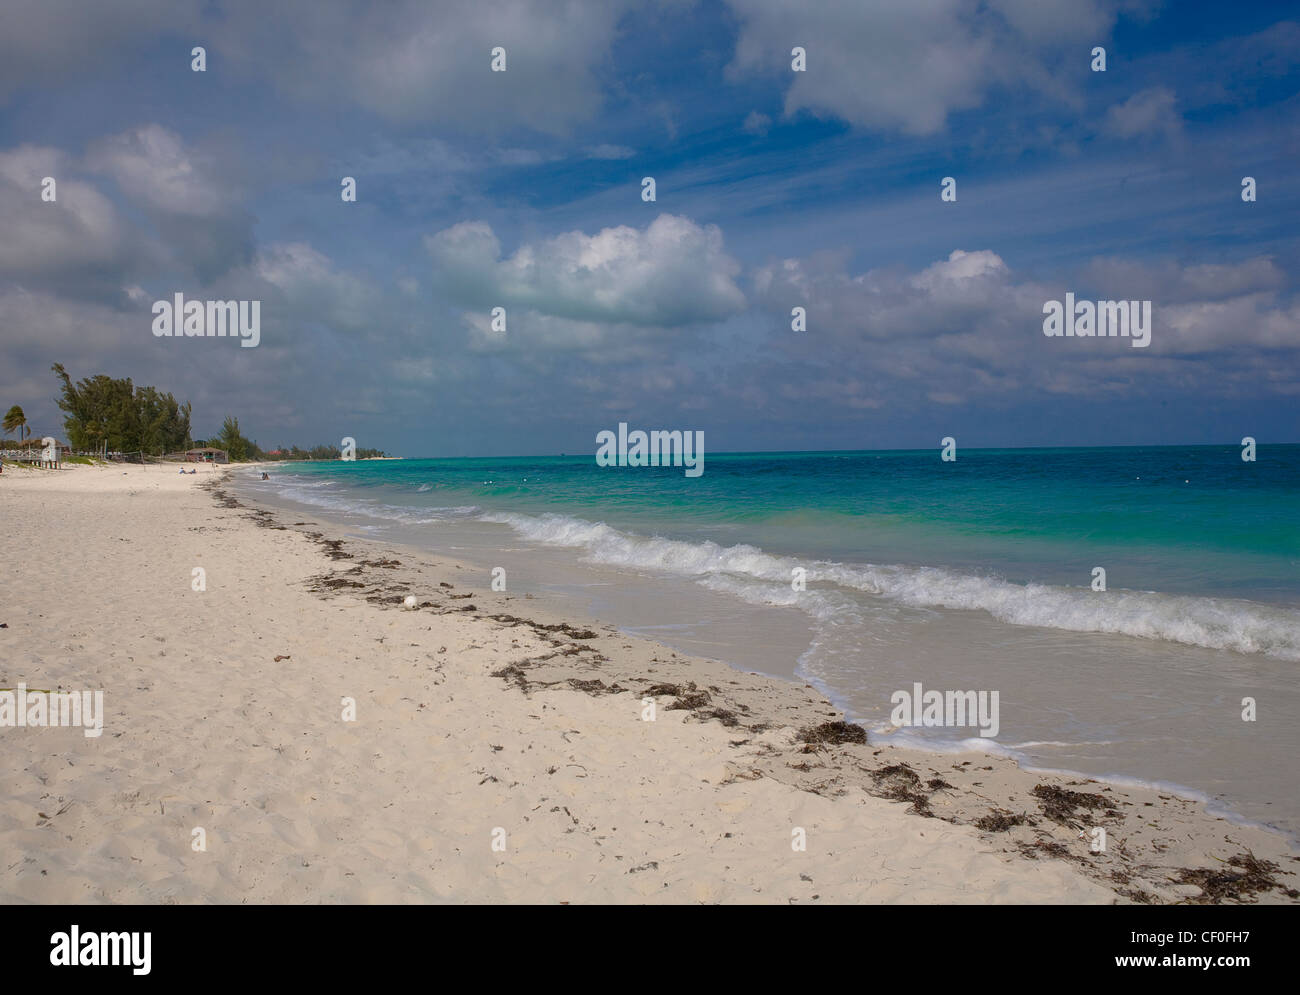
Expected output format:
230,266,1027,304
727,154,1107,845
287,440,1300,462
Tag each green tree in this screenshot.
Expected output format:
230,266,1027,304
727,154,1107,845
217,415,250,462
51,363,191,454
52,363,131,451
134,386,193,455
2,405,28,443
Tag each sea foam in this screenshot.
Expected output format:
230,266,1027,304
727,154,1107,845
482,511,1300,660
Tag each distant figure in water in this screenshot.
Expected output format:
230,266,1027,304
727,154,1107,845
261,472,269,480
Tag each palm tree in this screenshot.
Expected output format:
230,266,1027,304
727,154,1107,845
2,405,29,444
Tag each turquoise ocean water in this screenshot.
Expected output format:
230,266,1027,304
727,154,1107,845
239,445,1300,834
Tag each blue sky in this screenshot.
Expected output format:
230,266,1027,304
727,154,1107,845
1,0,1297,456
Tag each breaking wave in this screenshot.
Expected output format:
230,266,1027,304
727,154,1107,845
481,511,1300,660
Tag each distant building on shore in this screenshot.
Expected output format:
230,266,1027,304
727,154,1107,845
183,447,229,464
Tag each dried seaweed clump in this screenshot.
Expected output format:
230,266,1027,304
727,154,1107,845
567,678,625,696
1175,853,1299,905
975,809,1027,832
869,762,933,817
799,721,867,746
1032,783,1109,825
647,682,712,710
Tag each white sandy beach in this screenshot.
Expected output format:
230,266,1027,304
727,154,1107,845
1,462,1295,904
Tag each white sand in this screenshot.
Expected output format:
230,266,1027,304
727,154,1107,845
1,462,1291,904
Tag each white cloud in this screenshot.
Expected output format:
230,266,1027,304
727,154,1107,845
0,144,144,284
84,125,253,281
87,125,229,216
1,1,630,134
986,0,1120,44
1081,256,1285,303
753,247,1300,407
1160,294,1300,353
724,0,1138,134
205,0,633,134
426,214,747,349
912,249,1011,292
1102,86,1182,140
253,243,381,334
0,0,201,101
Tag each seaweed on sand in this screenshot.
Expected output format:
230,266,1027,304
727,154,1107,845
869,762,935,817
485,614,598,640
1017,839,1080,862
668,690,712,710
1174,852,1300,904
644,681,711,710
1032,783,1110,825
975,809,1028,832
643,682,684,697
798,721,868,746
567,678,626,696
699,707,741,727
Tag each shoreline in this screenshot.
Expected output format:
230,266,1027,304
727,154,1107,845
224,466,1300,903
241,460,1300,846
2,461,1296,903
